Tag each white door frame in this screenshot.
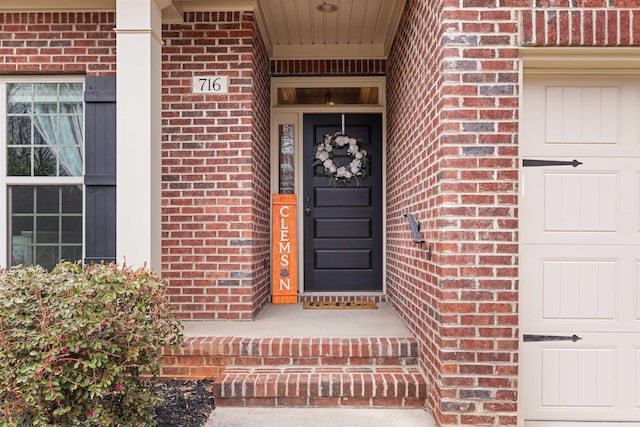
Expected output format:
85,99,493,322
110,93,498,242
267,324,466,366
270,76,387,295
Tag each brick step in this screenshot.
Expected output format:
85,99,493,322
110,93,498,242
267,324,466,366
162,337,420,379
213,365,428,408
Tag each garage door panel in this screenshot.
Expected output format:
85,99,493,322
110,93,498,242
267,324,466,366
522,333,640,421
521,244,637,331
523,77,640,157
545,85,619,145
637,172,640,236
637,260,640,322
521,158,640,245
526,423,639,427
543,172,618,232
637,349,640,408
541,347,615,408
542,259,616,321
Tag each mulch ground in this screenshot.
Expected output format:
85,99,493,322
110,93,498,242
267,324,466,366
0,380,215,427
154,380,216,427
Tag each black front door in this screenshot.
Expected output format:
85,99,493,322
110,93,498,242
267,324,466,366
303,113,383,292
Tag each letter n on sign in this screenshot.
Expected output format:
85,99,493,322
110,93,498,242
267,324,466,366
272,194,297,304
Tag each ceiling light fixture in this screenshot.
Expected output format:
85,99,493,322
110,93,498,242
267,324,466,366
317,2,338,13
324,89,335,106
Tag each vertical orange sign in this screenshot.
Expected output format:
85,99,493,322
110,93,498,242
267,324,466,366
272,194,297,304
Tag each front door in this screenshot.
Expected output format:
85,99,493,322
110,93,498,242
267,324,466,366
302,113,382,292
520,74,640,425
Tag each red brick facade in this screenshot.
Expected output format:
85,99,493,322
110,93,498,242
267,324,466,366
3,1,640,425
387,1,640,426
386,0,447,422
161,11,271,320
0,12,115,76
521,1,640,46
249,14,273,318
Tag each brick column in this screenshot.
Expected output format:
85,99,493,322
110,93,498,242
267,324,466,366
161,11,272,320
388,1,519,426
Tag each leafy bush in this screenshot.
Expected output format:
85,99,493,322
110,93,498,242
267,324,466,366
0,262,184,427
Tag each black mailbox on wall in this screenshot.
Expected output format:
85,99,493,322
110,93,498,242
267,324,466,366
404,213,432,260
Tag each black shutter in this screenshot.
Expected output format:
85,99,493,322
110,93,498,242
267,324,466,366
84,76,116,264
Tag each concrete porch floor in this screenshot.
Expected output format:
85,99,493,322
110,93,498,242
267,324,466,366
182,302,413,338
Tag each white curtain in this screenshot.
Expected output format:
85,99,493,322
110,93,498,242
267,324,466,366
8,83,84,177
32,83,83,176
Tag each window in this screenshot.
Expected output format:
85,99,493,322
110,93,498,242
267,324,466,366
276,87,379,105
278,124,295,194
2,80,84,270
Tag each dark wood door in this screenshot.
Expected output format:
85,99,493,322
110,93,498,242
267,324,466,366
303,113,382,292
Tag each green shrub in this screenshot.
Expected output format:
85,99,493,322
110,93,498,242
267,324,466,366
0,262,184,427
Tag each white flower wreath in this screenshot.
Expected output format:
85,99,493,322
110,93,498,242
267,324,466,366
313,132,368,186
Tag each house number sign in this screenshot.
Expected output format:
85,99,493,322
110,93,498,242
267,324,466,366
192,76,229,94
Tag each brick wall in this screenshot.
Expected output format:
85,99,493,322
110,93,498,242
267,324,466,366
0,11,271,321
249,14,272,315
389,0,520,425
390,1,640,426
386,0,448,424
161,11,271,320
438,2,520,426
0,12,115,75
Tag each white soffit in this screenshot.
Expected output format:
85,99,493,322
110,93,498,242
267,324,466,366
257,0,406,59
174,0,406,59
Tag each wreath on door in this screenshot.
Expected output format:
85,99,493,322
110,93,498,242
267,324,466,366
313,132,368,186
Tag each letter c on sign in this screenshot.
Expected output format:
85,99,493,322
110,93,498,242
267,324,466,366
279,206,290,217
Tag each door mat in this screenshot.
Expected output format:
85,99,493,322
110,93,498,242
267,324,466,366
303,301,378,310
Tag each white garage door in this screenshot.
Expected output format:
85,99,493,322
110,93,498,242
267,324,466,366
520,75,640,426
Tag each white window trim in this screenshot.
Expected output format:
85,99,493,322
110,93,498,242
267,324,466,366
0,75,85,269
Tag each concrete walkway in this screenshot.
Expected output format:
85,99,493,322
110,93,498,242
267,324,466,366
203,407,436,427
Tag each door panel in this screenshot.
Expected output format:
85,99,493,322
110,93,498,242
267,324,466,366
314,218,371,238
520,157,640,246
315,187,371,206
315,249,371,269
520,245,637,331
522,77,640,157
303,113,382,292
521,332,640,421
520,75,640,425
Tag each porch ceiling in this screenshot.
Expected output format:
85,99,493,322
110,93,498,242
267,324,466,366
2,0,406,60
253,0,406,59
